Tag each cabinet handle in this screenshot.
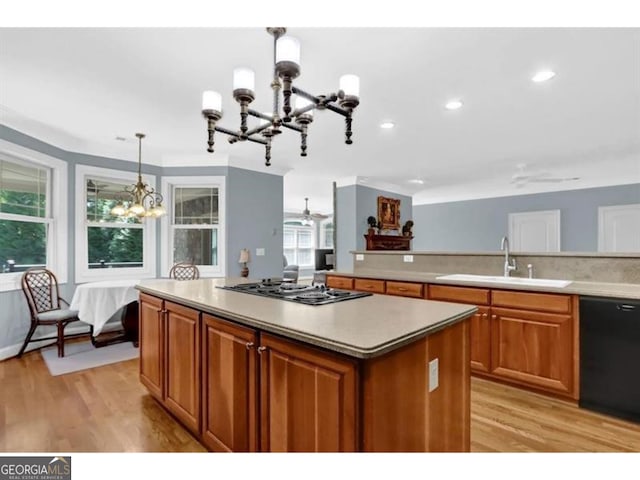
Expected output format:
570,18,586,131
246,342,255,350
617,304,636,312
482,313,488,318
398,287,407,291
491,314,497,320
257,346,268,355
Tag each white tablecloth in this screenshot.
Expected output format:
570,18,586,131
70,279,140,336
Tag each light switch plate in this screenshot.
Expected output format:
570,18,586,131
428,358,439,392
355,254,364,261
403,255,414,263
256,248,265,256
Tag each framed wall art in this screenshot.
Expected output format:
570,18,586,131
377,196,401,231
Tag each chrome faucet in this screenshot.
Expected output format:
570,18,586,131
500,236,517,277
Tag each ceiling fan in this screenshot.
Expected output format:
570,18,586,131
292,198,330,225
510,163,580,188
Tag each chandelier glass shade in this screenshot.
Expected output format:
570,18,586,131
110,133,166,219
201,27,361,167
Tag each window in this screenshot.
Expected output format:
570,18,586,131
161,176,226,277
283,221,314,267
319,218,334,249
75,165,156,283
0,140,67,291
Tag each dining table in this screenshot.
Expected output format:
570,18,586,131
70,279,140,347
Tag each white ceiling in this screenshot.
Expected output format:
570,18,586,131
1,27,639,215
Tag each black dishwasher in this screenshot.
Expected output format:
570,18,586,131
580,296,640,423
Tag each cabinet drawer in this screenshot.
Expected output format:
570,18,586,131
428,284,490,305
385,281,424,298
491,290,571,314
326,275,354,290
354,278,386,294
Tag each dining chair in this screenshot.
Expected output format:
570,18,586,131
19,267,84,358
169,262,200,281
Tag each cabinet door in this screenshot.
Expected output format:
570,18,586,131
259,334,357,452
491,307,575,396
201,314,258,452
326,275,354,290
139,293,164,400
471,306,491,373
353,278,385,294
164,301,201,435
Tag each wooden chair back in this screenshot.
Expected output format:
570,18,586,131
21,268,63,318
169,262,200,281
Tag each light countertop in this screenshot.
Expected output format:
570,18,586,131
136,277,476,359
328,269,640,300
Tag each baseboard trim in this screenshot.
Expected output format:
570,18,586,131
0,321,124,362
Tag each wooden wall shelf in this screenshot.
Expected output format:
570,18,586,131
364,233,413,251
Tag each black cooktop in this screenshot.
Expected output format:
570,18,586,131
218,279,372,306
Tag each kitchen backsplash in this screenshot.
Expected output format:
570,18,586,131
351,251,640,284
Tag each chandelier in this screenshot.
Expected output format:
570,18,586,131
201,27,361,167
110,133,166,219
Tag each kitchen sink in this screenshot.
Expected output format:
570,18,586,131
435,274,572,288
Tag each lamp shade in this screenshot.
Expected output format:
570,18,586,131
233,68,255,92
339,74,360,98
202,90,222,112
238,248,250,264
276,36,301,66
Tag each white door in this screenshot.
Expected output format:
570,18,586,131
598,204,640,252
508,210,561,252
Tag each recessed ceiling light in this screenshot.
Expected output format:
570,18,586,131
408,178,424,185
380,122,395,129
445,100,463,110
532,70,556,82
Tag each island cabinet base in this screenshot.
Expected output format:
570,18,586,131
139,293,471,452
362,319,470,452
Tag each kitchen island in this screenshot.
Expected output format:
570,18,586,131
136,278,476,452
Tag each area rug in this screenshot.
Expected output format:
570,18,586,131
41,340,139,376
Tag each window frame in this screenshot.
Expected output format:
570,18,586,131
160,176,226,277
283,221,315,268
75,164,157,283
0,139,68,292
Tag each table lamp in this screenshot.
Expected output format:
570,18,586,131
239,248,250,277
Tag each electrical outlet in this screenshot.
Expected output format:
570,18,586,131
403,255,414,263
355,254,364,261
428,358,439,392
256,248,265,256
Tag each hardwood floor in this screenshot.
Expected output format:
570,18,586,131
1,349,639,452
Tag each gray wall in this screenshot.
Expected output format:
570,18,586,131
412,184,640,252
336,184,413,272
227,167,283,279
0,126,284,357
336,185,357,272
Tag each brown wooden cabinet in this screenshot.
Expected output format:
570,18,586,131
427,285,578,399
139,292,471,452
201,314,258,452
364,233,413,250
138,295,202,436
326,275,354,290
164,301,201,435
490,307,575,395
353,278,386,294
385,281,424,298
259,333,358,452
428,285,492,374
139,293,164,400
